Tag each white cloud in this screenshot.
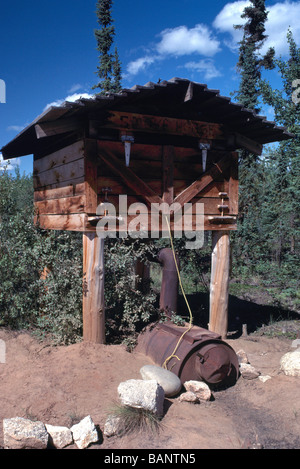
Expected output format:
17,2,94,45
125,23,221,79
157,24,221,57
213,1,300,56
0,153,20,171
6,125,26,132
183,59,222,80
213,1,250,50
262,1,300,55
125,56,158,77
44,92,95,111
68,83,83,94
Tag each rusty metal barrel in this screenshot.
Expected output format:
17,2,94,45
136,321,239,386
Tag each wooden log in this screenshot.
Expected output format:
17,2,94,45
209,231,230,339
96,111,225,139
33,158,85,188
34,179,85,202
34,195,86,215
33,141,84,174
34,213,87,231
82,232,105,343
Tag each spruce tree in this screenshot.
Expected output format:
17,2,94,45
231,0,273,276
234,0,274,112
260,30,300,266
93,0,122,94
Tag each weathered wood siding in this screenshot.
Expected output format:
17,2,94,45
33,140,87,231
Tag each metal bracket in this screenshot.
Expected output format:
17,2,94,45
199,143,210,172
121,135,135,167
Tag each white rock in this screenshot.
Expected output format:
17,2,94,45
140,364,182,397
118,379,165,417
103,415,122,438
184,380,211,401
70,415,99,449
46,424,73,449
3,417,49,449
258,375,271,383
178,391,199,403
239,363,260,380
291,339,300,349
280,350,300,377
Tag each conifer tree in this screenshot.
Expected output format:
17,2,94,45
93,0,122,94
260,30,300,264
234,0,274,112
231,0,273,274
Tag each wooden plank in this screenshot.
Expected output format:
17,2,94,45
173,154,231,208
84,214,237,233
97,176,162,197
33,140,84,174
174,180,227,198
95,111,225,139
34,195,86,215
35,118,81,139
228,152,239,215
83,233,105,343
103,195,229,216
96,177,226,199
34,213,87,231
94,140,163,161
33,158,84,188
97,142,163,207
234,132,262,156
209,231,230,339
84,140,98,214
34,179,85,202
162,145,174,204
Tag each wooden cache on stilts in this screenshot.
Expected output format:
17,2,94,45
1,78,293,342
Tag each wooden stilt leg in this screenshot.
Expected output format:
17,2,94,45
209,230,230,339
83,232,105,343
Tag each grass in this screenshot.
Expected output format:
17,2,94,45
107,404,163,436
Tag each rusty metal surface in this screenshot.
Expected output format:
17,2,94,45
136,321,239,385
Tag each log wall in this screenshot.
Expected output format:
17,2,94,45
33,138,238,232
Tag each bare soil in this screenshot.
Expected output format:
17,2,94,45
0,326,300,450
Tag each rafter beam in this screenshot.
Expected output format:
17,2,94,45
35,118,81,139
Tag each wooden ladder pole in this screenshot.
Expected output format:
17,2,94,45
82,232,105,343
209,230,230,339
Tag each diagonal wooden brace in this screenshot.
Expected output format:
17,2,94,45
97,142,163,208
173,154,232,211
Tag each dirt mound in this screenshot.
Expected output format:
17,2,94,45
0,327,300,449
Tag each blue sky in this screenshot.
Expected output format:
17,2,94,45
1,0,299,175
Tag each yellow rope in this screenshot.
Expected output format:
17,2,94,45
162,215,194,370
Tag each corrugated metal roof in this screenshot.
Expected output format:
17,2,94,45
1,77,294,159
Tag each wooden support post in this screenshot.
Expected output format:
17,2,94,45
83,232,105,343
209,231,230,339
134,259,150,294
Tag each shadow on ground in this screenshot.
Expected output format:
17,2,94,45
177,292,299,337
